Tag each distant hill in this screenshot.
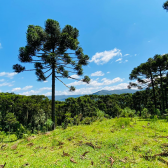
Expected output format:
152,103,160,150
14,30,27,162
92,89,137,95
47,89,137,101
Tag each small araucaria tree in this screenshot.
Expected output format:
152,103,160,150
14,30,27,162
13,19,90,130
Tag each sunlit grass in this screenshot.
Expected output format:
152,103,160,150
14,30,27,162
1,117,168,167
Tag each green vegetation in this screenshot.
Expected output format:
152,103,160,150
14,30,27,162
1,118,168,167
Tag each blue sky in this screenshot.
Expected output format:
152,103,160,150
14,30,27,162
0,0,168,96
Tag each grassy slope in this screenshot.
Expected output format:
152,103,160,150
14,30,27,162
1,118,168,168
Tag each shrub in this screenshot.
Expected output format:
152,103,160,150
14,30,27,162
82,117,92,125
120,107,135,118
62,121,68,129
116,118,130,128
141,108,150,119
96,109,105,119
45,119,53,131
15,123,25,139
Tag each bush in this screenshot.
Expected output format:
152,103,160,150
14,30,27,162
82,117,92,125
15,123,25,139
62,121,68,129
45,119,53,131
141,108,150,119
116,118,130,128
96,109,105,119
120,107,135,118
152,115,158,122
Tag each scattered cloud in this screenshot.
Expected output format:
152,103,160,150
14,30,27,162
67,77,123,87
90,48,122,65
125,60,128,62
19,90,40,96
107,72,110,74
0,79,5,82
22,86,33,90
102,83,129,90
0,72,17,79
0,43,2,49
39,87,51,91
44,80,48,83
91,71,104,77
12,87,21,92
45,82,130,96
69,74,80,79
0,82,13,87
116,58,122,62
19,87,51,96
124,54,129,56
135,54,137,56
12,85,33,92
148,41,151,43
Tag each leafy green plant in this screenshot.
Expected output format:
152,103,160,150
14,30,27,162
141,108,150,119
45,119,53,131
115,117,130,128
4,113,18,136
96,109,105,119
82,117,92,125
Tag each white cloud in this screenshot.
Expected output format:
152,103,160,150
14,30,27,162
69,74,80,79
135,54,137,56
116,58,122,62
19,90,40,96
39,87,51,91
90,48,122,65
102,83,129,90
0,43,2,49
19,87,51,96
148,41,151,43
101,77,123,85
0,72,17,79
22,86,33,90
45,82,131,96
0,82,13,87
91,71,104,77
67,77,123,87
125,60,128,62
12,88,21,92
107,72,110,74
12,85,33,92
0,79,4,82
48,86,102,96
124,54,129,56
44,80,48,83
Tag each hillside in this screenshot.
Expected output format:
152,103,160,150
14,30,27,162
48,89,138,101
1,118,168,167
92,89,137,95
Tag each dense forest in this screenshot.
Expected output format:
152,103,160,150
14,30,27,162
1,50,168,138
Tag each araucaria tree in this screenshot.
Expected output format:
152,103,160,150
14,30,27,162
13,19,90,130
163,1,168,11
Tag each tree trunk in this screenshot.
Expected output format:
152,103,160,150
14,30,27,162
150,71,157,110
52,62,55,130
26,109,28,127
165,88,168,109
159,68,165,114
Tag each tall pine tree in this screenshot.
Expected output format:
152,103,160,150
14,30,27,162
13,19,90,130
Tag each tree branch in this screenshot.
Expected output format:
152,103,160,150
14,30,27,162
55,76,70,89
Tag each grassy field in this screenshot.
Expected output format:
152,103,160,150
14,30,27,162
1,117,168,168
